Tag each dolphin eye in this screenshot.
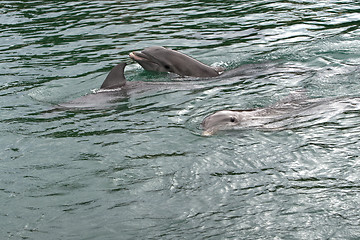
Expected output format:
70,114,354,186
230,117,236,123
164,65,170,70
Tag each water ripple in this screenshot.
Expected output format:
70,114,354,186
1,0,360,239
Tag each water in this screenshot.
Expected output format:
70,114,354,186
1,1,360,239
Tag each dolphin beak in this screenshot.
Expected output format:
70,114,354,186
129,52,141,61
202,130,215,136
129,51,148,61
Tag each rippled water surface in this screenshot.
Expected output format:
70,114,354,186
1,1,360,239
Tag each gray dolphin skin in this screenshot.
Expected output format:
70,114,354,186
129,46,221,77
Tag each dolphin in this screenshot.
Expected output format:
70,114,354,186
201,93,360,136
129,46,222,77
57,62,203,109
57,63,131,109
129,46,300,79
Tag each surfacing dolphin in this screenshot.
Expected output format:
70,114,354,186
129,46,289,79
201,94,360,136
129,46,222,77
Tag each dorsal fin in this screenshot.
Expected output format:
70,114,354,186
100,63,127,89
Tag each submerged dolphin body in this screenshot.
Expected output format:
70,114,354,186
129,46,221,77
58,62,200,109
201,94,360,135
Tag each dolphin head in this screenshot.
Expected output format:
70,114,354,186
129,46,172,73
201,110,242,136
129,46,220,77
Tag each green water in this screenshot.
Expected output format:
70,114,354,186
1,1,360,239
